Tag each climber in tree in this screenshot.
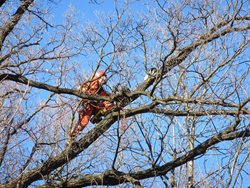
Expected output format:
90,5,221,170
70,70,114,137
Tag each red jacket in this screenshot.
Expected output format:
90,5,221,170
79,79,112,109
79,80,110,96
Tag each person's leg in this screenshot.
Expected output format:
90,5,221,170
70,104,95,137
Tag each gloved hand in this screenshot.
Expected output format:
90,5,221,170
90,109,107,124
98,108,107,115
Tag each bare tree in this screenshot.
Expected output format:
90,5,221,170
0,0,250,187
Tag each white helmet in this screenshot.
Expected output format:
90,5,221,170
93,70,107,84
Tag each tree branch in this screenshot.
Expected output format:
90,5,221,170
37,128,250,188
161,20,250,75
0,0,34,51
1,16,249,188
0,0,7,8
0,73,109,101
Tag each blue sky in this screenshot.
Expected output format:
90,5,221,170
52,1,145,23
19,1,249,187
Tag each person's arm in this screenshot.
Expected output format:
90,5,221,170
88,80,100,95
78,80,100,94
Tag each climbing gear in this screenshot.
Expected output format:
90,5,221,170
113,83,131,107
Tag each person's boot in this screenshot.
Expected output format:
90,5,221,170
70,125,83,138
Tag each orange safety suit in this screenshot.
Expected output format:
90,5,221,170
71,78,113,137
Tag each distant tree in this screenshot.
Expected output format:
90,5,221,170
0,0,250,187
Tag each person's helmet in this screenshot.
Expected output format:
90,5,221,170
93,70,105,79
93,70,107,84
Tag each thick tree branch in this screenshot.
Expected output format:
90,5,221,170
129,108,250,117
0,73,110,101
119,97,250,118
